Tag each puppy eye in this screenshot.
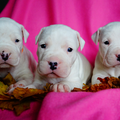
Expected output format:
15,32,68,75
67,47,73,52
41,44,46,48
104,41,109,45
15,39,20,43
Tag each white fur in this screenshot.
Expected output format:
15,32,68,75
29,24,92,92
0,17,37,93
92,22,120,84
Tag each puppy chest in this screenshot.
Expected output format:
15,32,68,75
110,65,120,78
0,68,11,78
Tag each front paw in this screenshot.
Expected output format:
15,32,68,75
7,83,25,95
24,84,36,89
50,83,70,92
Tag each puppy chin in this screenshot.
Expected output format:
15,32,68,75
47,73,60,78
38,67,70,78
0,63,11,68
37,69,62,78
0,59,19,68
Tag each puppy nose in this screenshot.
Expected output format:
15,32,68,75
117,54,120,61
1,51,10,61
49,62,58,70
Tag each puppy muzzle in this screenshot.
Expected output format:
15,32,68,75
0,43,20,66
0,51,11,61
103,46,120,67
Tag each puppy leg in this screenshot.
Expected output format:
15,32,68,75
24,70,48,90
25,77,47,90
92,71,110,84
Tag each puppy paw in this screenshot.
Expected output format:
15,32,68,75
50,83,70,92
7,83,25,95
24,84,36,89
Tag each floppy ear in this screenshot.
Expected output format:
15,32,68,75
21,26,29,43
76,32,85,51
35,27,45,44
91,27,102,45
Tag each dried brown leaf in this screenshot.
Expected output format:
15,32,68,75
2,73,16,86
14,99,30,116
72,77,120,92
12,87,48,100
0,73,50,115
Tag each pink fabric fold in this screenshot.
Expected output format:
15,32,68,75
1,0,120,119
39,89,120,120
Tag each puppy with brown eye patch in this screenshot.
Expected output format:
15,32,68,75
27,24,92,92
91,22,120,85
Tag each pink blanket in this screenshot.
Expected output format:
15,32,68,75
1,0,120,119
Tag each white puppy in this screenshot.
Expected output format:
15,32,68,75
92,22,120,84
0,17,37,93
30,24,92,92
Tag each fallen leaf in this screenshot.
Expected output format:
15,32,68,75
0,100,20,111
72,77,120,92
14,98,30,116
2,73,16,86
12,87,48,100
0,73,50,115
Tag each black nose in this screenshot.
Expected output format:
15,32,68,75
117,54,120,61
49,62,58,70
1,51,9,61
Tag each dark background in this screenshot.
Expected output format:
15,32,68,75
0,0,9,13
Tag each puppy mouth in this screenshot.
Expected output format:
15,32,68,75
37,67,60,78
51,72,55,74
47,71,61,78
50,71,59,75
0,62,12,68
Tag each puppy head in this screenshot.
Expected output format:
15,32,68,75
0,17,29,68
92,22,120,67
36,24,85,78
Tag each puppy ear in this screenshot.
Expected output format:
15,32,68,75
76,32,85,51
91,27,102,45
35,27,45,44
21,26,29,43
